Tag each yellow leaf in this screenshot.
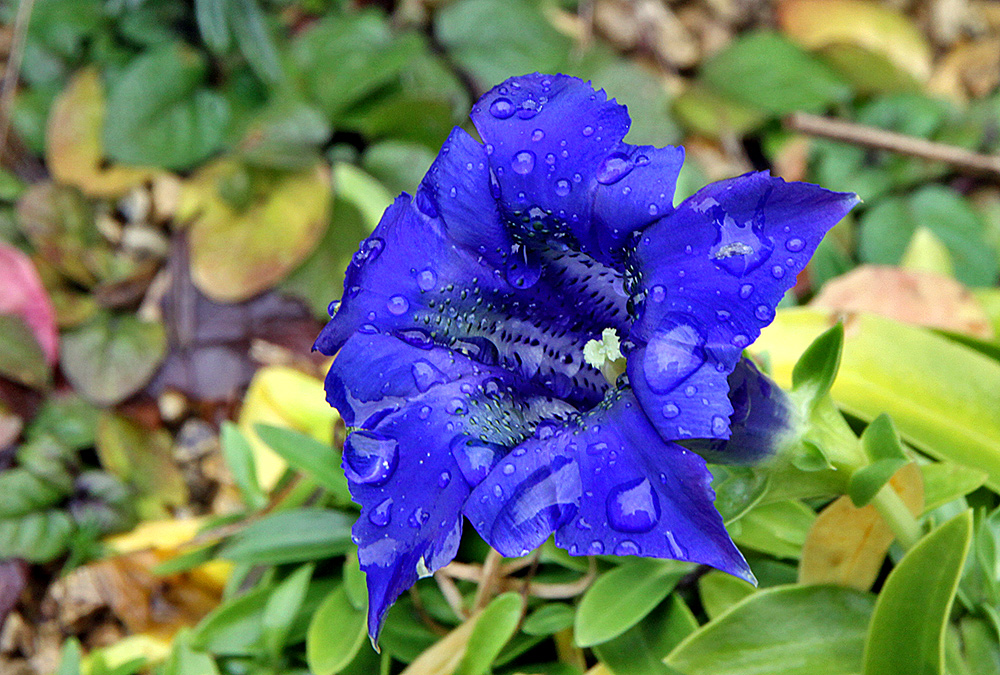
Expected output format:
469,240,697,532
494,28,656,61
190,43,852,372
799,463,923,590
238,366,339,490
46,68,156,198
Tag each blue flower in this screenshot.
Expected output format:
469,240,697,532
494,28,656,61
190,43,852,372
315,73,858,642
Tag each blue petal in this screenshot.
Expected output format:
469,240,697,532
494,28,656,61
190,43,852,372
470,74,683,263
466,389,753,582
314,134,628,409
683,357,797,465
328,331,568,641
627,172,858,443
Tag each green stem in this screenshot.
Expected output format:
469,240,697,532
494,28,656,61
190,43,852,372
870,483,922,550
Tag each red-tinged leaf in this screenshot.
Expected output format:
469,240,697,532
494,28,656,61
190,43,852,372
0,243,59,364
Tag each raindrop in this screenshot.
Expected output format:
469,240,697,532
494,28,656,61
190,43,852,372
732,334,749,348
755,304,773,322
545,153,556,165
387,295,409,315
739,283,754,299
595,152,634,185
785,237,805,252
582,125,594,136
587,441,608,456
446,398,468,415
607,478,661,533
412,360,448,392
711,415,728,435
438,471,451,487
358,323,378,334
452,437,503,486
642,318,706,394
648,204,659,216
517,99,540,119
408,508,430,528
662,403,679,418
588,540,605,554
369,498,392,527
488,456,581,550
505,244,543,289
353,237,385,266
531,129,545,141
771,265,784,279
512,150,536,174
396,328,433,350
489,97,515,119
419,405,432,420
709,208,774,276
416,190,438,217
555,179,571,196
493,485,503,497
649,285,667,303
614,540,641,556
417,268,437,291
636,154,650,166
503,464,516,475
343,431,399,486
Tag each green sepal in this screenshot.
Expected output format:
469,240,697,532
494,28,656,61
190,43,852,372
849,415,910,507
791,322,844,405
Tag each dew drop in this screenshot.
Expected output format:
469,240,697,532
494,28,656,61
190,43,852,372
387,295,409,315
512,150,536,174
711,415,728,435
531,129,545,141
614,540,641,556
555,179,571,196
588,540,604,555
358,323,378,335
545,152,556,165
451,437,503,487
489,97,515,119
419,405,432,420
755,304,773,322
412,360,448,392
587,441,608,456
446,398,468,415
493,485,503,498
408,507,430,528
503,464,516,475
607,478,660,533
642,318,706,394
595,152,634,185
732,334,749,348
785,237,805,252
771,265,784,279
369,498,392,527
716,309,731,321
662,403,679,418
397,328,433,350
343,431,398,486
709,209,774,276
649,285,667,303
438,471,451,487
505,244,543,289
416,268,437,291
739,283,754,299
648,203,659,216
582,125,594,136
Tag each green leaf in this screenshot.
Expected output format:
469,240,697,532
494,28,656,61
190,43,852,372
667,585,875,675
192,586,270,655
194,0,230,51
698,571,756,620
0,467,71,518
162,631,220,675
220,422,267,511
228,0,282,84
0,510,74,562
849,415,909,507
103,42,229,170
0,315,50,389
436,0,571,89
263,564,314,657
343,551,367,611
254,424,351,502
60,312,166,406
863,511,973,675
521,604,575,636
455,592,524,675
919,462,987,513
791,322,844,403
217,508,354,565
56,637,83,675
362,141,437,198
701,31,851,115
593,595,697,675
307,584,368,675
575,558,690,647
730,500,814,560
754,308,1000,492
237,100,330,169
859,185,999,287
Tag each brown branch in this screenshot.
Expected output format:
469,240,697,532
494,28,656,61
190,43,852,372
785,111,1000,178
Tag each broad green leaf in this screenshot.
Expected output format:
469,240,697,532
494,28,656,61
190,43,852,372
863,511,973,675
217,508,354,564
307,584,367,675
192,586,270,655
575,559,690,647
254,424,350,502
103,42,229,170
455,592,524,675
698,571,756,620
263,564,313,657
363,141,437,198
27,394,99,451
672,84,769,140
60,312,166,406
237,100,330,170
436,0,571,89
667,585,875,675
731,500,814,560
754,308,1000,491
0,510,74,562
859,185,998,287
220,422,267,511
791,322,843,404
343,552,367,611
228,0,282,83
0,467,70,518
162,632,220,675
195,0,230,51
521,604,575,636
180,158,331,302
701,31,850,115
919,462,987,513
594,595,697,675
849,415,909,507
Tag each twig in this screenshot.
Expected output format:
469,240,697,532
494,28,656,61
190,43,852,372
440,556,598,600
0,0,35,164
785,111,1000,178
433,569,469,620
472,548,503,611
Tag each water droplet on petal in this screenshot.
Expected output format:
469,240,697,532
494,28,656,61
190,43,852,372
531,129,544,141
607,478,661,533
512,150,536,174
739,283,754,299
732,334,749,348
505,244,542,289
408,507,430,528
419,405,432,419
614,540,641,556
353,237,385,266
755,304,773,322
490,97,515,119
771,265,784,279
387,295,409,315
343,431,398,486
595,152,634,185
582,125,594,136
662,403,679,418
489,455,581,549
451,437,503,487
416,268,437,291
649,285,666,303
438,471,451,487
710,208,774,276
587,441,608,456
503,464,515,475
412,359,448,392
642,318,706,394
493,485,503,497
555,179,571,196
785,237,805,252
545,153,556,165
711,415,728,435
369,498,392,526
636,154,650,166
446,398,468,415
588,540,604,554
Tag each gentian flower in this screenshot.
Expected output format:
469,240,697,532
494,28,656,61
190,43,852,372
315,73,858,642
